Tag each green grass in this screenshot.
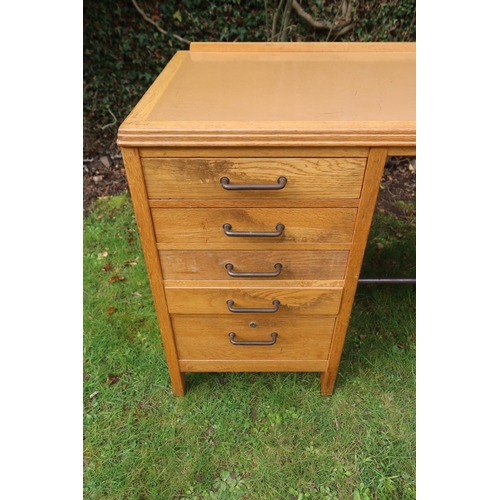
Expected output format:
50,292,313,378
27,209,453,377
83,195,416,499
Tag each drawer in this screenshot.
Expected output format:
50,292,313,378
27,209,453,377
165,286,343,315
141,158,366,200
151,207,357,249
159,250,348,281
172,316,335,361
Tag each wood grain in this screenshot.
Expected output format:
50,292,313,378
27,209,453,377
387,146,416,156
119,129,416,148
121,148,186,396
157,242,352,251
163,279,345,288
142,158,366,199
164,286,343,315
159,250,348,281
149,199,360,209
139,146,370,158
151,207,357,249
179,359,328,372
320,147,388,395
172,316,335,361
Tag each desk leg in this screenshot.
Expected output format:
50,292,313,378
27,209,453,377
122,147,187,397
320,147,388,396
170,371,187,396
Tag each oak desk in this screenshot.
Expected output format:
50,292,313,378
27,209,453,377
117,42,416,396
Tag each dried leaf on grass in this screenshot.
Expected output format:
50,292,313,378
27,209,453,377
108,374,120,385
124,257,140,266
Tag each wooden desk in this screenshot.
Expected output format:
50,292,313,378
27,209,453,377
118,42,416,396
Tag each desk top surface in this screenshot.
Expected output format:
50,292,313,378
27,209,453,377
118,42,415,148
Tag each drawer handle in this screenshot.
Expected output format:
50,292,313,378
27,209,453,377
220,176,287,190
226,299,280,313
225,263,282,278
229,332,278,345
223,223,285,237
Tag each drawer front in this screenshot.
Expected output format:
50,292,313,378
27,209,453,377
142,158,366,199
165,287,343,315
172,316,335,361
151,207,357,248
159,250,348,281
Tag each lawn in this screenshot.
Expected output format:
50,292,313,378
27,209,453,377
83,194,416,499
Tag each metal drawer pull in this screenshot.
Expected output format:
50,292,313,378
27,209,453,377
229,332,278,345
225,263,282,278
227,299,280,313
223,223,285,237
220,176,287,190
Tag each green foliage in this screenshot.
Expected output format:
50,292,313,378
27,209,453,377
354,0,416,41
361,210,416,279
83,194,416,499
210,471,248,499
83,0,416,156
